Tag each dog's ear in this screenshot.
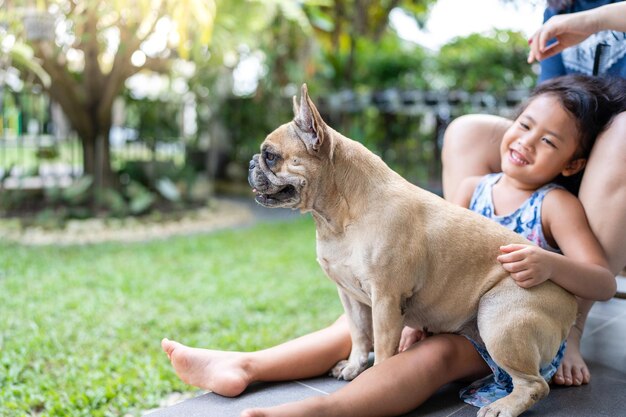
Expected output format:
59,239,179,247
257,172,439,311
293,83,326,153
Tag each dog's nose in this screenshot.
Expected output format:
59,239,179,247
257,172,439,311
249,159,256,171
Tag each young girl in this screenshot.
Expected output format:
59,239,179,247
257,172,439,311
161,74,622,417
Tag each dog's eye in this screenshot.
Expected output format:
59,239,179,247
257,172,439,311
264,151,278,165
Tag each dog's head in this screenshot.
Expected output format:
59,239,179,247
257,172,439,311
248,84,331,209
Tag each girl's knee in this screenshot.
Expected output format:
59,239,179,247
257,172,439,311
411,335,470,372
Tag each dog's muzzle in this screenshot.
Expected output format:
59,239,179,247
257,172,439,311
248,154,298,208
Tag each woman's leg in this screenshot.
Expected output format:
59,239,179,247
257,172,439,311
554,112,626,386
161,315,352,397
577,113,626,275
240,334,490,417
441,114,510,199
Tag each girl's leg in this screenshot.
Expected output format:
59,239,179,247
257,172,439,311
553,298,593,386
556,112,626,386
441,114,510,199
162,315,352,397
241,334,490,417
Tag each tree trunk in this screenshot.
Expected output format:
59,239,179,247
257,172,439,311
82,125,114,191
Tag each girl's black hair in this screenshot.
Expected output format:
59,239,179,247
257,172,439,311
520,74,626,194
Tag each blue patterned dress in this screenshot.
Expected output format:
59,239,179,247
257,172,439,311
459,173,567,407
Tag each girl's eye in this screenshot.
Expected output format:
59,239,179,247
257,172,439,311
542,137,556,148
519,122,529,130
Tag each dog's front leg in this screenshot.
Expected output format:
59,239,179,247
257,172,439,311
371,290,403,365
330,289,373,381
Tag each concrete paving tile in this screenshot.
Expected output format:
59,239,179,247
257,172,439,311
147,361,626,417
400,382,471,417
587,297,626,320
581,320,626,375
529,363,626,417
149,288,626,416
294,376,348,394
146,381,323,417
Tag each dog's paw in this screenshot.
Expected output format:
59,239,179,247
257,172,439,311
329,360,365,381
477,404,515,417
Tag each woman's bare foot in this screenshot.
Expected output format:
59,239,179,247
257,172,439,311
553,330,590,386
161,338,252,397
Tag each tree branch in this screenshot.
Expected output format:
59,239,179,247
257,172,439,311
33,42,93,141
373,0,401,41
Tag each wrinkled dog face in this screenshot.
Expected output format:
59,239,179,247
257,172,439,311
248,84,327,209
247,125,304,208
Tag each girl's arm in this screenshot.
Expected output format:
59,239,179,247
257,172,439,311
497,189,616,301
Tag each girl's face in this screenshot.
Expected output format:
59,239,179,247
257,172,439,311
500,94,586,189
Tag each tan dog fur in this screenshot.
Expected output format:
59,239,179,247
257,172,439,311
248,85,577,417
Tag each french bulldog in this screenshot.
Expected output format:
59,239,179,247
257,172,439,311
248,84,576,417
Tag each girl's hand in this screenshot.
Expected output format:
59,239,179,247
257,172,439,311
398,326,426,353
497,244,553,288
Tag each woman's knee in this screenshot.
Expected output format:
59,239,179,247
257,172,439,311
598,112,626,158
584,111,626,185
442,115,510,155
442,115,482,159
441,114,510,198
578,112,626,272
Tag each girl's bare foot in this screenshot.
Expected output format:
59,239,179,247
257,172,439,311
161,338,251,397
553,330,590,386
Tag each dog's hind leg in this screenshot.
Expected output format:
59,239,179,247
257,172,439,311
478,311,560,417
476,289,567,417
478,328,550,417
477,366,549,417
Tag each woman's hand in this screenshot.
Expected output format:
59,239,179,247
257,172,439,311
527,11,599,63
398,326,426,352
497,244,554,288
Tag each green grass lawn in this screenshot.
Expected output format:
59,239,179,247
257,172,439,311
0,217,343,417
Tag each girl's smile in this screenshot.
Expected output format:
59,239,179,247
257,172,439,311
507,147,531,166
499,94,585,190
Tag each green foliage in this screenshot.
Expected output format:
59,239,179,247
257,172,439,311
0,218,341,416
436,30,535,93
35,144,60,160
218,96,294,168
352,36,430,90
30,176,96,223
312,34,430,91
117,160,209,211
60,176,94,205
96,188,128,217
124,98,181,144
155,178,182,202
126,181,157,215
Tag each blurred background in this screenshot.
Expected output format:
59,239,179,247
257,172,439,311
1,2,584,416
0,0,542,222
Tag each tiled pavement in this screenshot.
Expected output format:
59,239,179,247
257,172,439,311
148,275,626,417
